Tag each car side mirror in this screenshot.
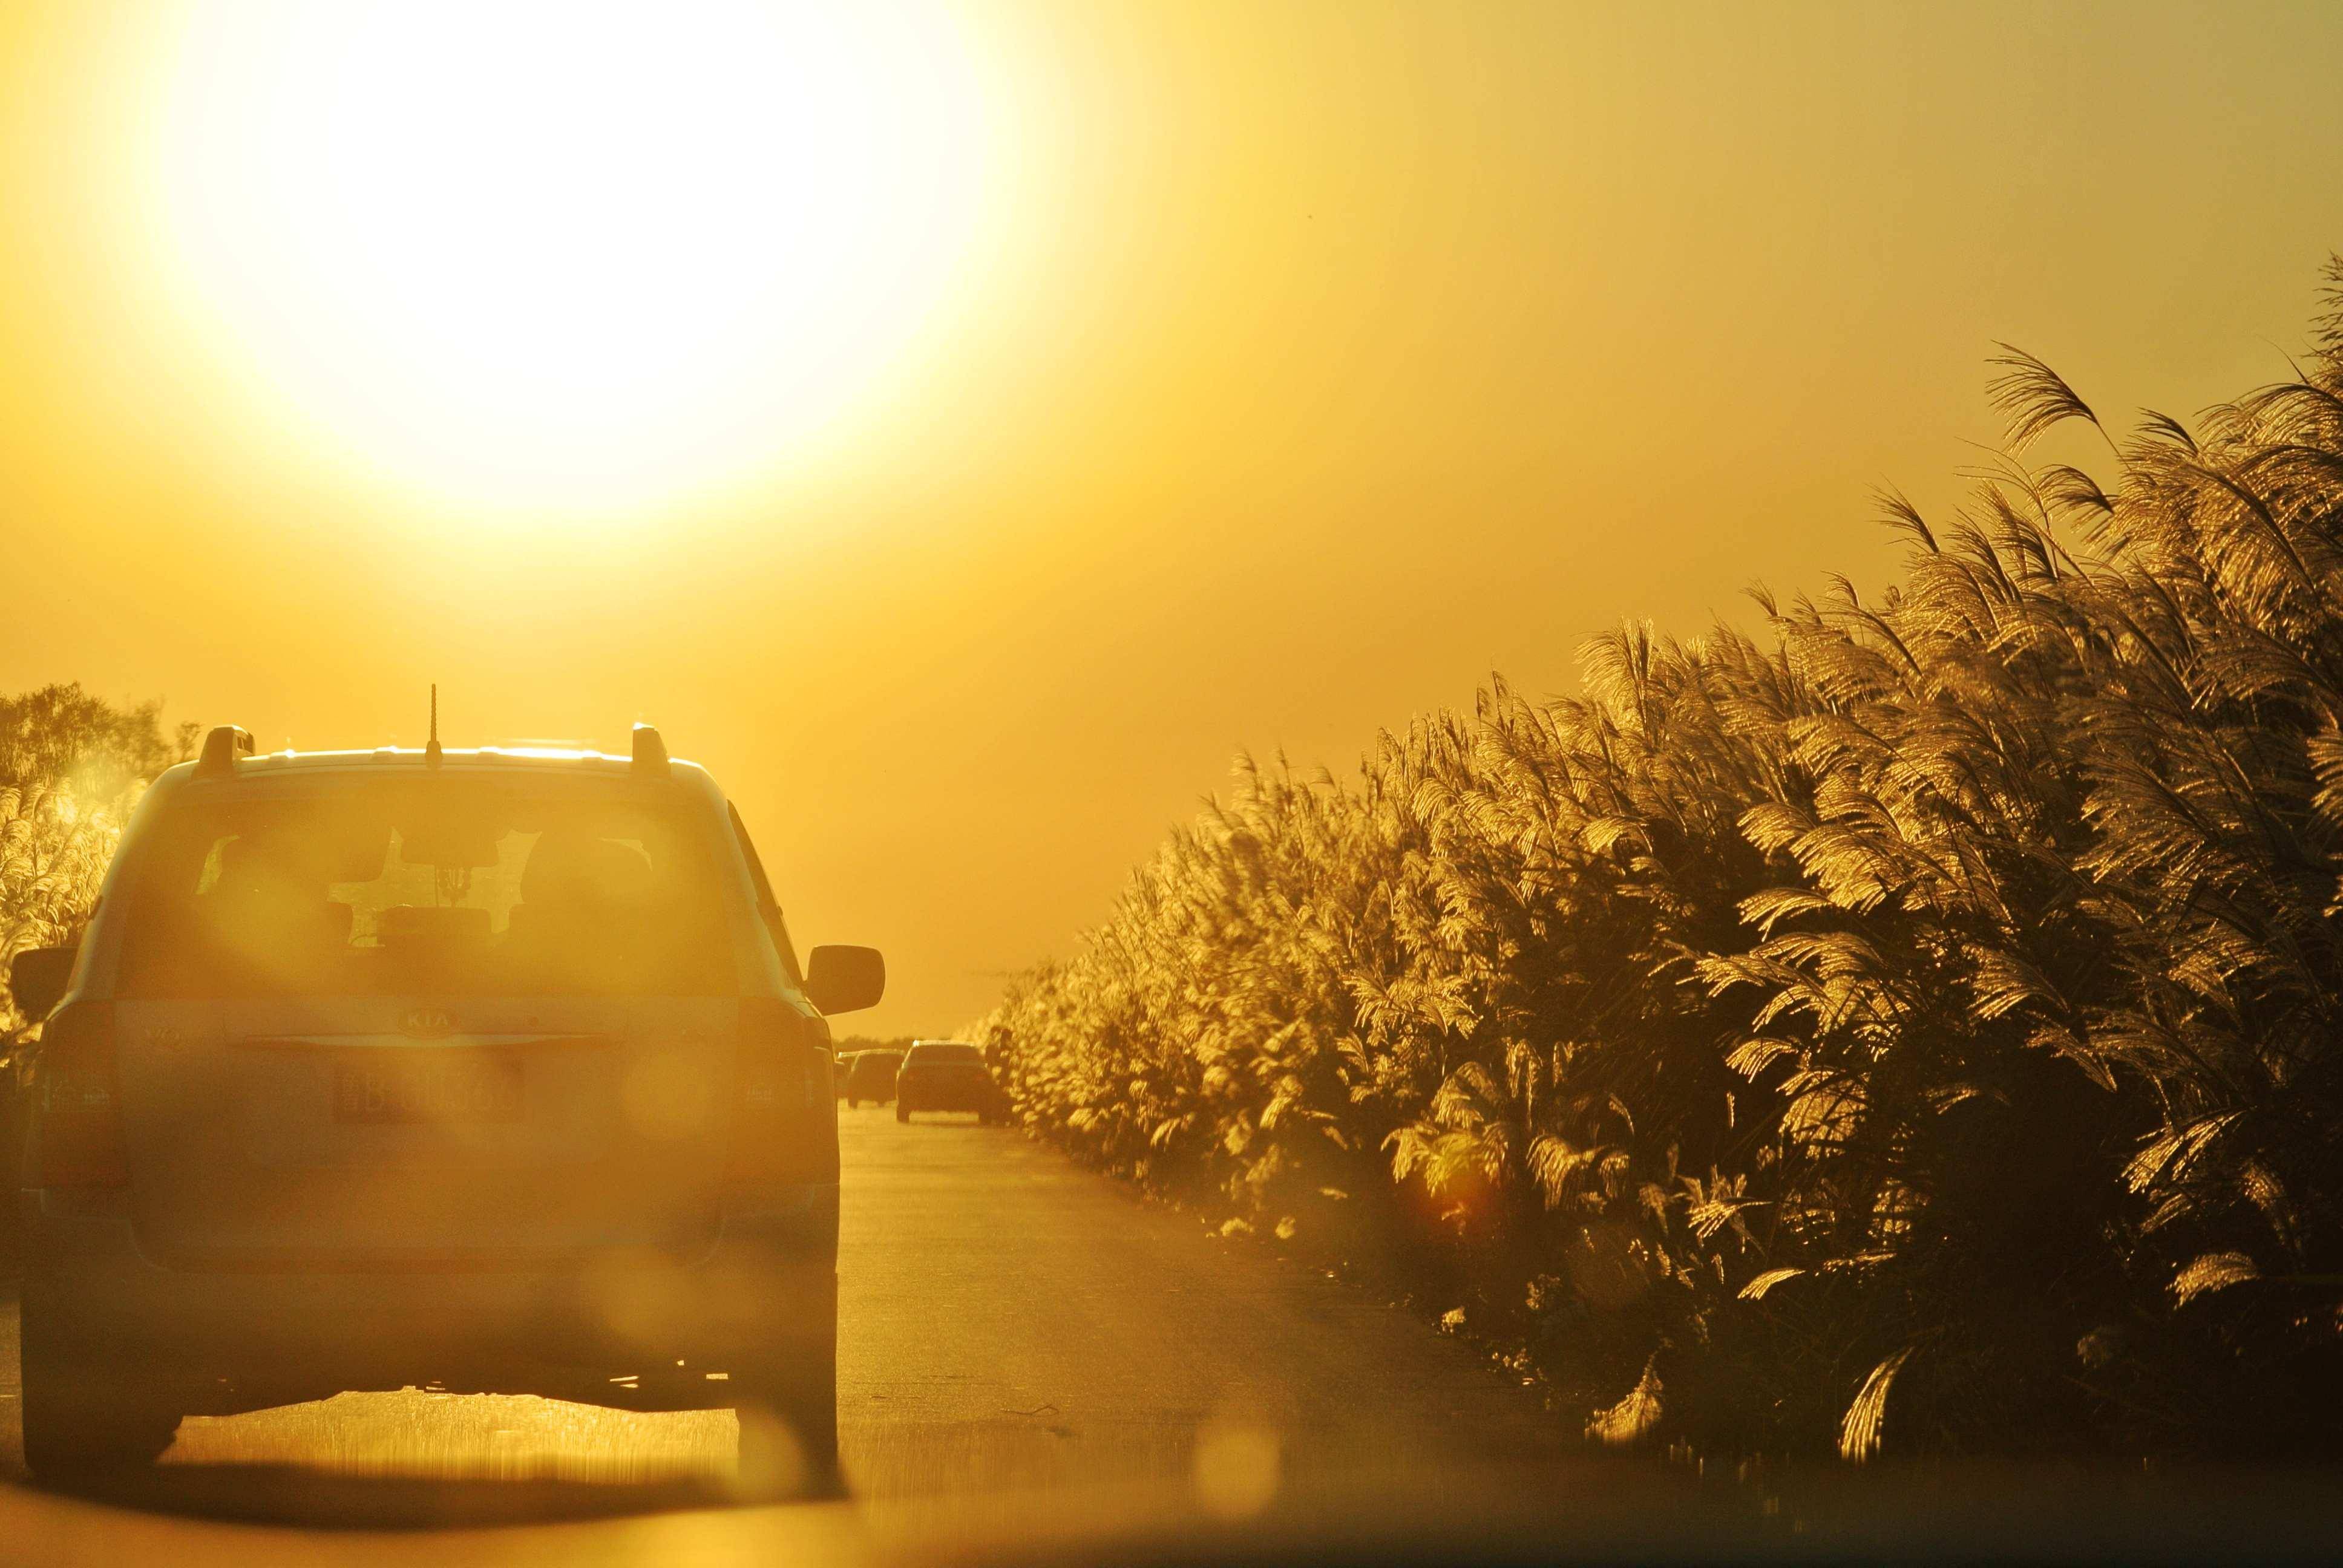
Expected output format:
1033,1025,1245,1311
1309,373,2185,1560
804,945,885,1015
9,944,78,1022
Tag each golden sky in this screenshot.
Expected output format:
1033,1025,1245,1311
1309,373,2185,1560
3,1,2339,1034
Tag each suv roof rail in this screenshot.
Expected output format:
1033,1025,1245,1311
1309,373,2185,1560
631,724,670,776
194,725,255,779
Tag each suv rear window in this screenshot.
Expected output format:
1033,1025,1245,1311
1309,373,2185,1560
907,1044,983,1066
117,778,736,998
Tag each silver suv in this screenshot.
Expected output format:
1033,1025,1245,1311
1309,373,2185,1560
7,724,881,1482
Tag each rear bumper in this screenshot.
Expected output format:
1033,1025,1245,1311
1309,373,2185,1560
897,1072,999,1112
18,1184,837,1413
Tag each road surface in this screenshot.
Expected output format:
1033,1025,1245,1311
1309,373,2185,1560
0,1106,1614,1547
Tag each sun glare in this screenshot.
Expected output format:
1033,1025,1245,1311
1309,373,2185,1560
155,1,991,511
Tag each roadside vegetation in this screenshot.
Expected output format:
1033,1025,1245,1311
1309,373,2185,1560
973,262,2343,1462
0,685,191,1038
834,1035,919,1056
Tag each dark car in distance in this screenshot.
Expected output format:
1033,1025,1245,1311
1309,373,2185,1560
842,1049,903,1108
895,1040,1005,1124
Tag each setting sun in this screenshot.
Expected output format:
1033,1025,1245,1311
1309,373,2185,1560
151,0,992,509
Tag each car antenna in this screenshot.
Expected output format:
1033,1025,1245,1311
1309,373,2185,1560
425,683,443,769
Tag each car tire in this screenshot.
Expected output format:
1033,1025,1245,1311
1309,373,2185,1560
19,1292,181,1477
733,1301,839,1500
847,1096,859,1109
895,1102,911,1123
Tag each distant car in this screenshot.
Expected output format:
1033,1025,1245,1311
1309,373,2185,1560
896,1039,1006,1124
834,1051,859,1099
842,1049,903,1107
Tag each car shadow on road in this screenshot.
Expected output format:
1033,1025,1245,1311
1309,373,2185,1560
22,1466,758,1529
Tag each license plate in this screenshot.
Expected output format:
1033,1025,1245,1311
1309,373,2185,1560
333,1053,523,1124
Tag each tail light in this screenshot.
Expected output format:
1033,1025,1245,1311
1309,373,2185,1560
26,1001,127,1188
726,997,836,1190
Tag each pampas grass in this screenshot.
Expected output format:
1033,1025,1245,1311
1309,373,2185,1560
973,258,2343,1461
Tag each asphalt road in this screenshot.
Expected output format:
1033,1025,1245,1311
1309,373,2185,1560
0,1106,1618,1555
